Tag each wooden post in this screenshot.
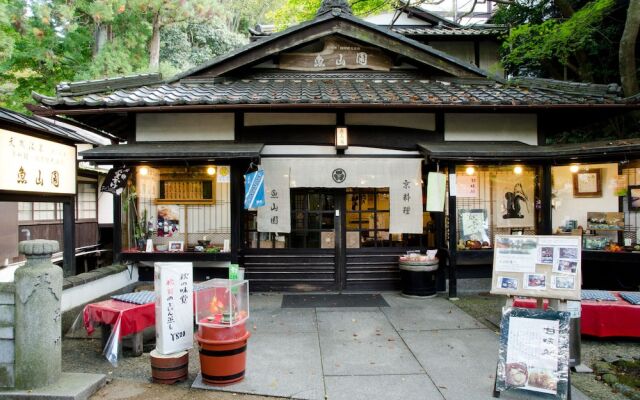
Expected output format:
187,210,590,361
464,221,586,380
448,163,458,299
113,194,122,263
62,198,76,276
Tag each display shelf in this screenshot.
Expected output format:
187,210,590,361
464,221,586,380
121,250,231,262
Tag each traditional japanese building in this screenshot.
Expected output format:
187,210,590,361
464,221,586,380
32,0,640,293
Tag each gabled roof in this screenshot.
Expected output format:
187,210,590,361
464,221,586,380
0,107,108,144
169,7,491,83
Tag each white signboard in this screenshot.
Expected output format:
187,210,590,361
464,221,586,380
257,158,423,234
0,129,76,194
456,175,479,198
217,165,230,183
154,262,193,355
491,235,582,300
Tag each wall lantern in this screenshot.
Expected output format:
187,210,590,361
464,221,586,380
139,166,149,176
513,165,523,175
569,164,580,173
465,166,476,175
335,126,348,150
207,166,216,176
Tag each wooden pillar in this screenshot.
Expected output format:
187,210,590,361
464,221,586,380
230,161,244,264
113,194,122,263
62,198,76,276
541,164,553,235
447,163,458,298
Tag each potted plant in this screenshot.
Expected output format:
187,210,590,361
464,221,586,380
123,185,152,250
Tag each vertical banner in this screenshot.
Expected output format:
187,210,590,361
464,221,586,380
154,262,193,355
257,159,291,233
244,169,266,209
426,172,446,212
389,159,423,233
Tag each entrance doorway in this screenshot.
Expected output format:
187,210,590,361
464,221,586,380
243,188,431,291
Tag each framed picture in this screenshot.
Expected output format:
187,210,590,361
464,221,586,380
458,209,490,243
573,169,602,197
628,185,640,211
168,241,184,252
493,171,535,228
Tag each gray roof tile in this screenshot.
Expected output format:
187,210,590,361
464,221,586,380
33,73,637,109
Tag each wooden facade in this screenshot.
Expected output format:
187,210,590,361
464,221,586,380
32,0,640,292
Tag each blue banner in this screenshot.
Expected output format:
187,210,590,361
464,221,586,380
244,170,265,209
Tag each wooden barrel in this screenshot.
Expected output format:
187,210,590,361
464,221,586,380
150,349,188,384
195,326,251,386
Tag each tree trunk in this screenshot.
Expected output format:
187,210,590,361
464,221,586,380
93,23,109,58
620,0,640,96
149,11,161,70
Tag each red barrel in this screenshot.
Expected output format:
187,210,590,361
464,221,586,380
195,323,250,385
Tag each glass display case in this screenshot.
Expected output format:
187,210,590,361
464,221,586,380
195,279,249,328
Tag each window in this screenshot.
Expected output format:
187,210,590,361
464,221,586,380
346,188,390,247
76,183,97,219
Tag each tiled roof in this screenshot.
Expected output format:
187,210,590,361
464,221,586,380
33,72,635,108
391,26,505,36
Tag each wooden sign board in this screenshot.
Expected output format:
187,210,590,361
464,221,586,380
279,37,392,71
490,235,581,301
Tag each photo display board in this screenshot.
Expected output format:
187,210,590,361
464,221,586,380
490,235,581,300
496,307,570,399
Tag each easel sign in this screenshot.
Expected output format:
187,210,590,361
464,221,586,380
495,307,571,399
490,235,582,301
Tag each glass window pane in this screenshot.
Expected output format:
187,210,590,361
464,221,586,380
323,194,335,211
308,213,321,229
308,194,321,211
377,191,390,211
321,213,334,229
18,202,32,221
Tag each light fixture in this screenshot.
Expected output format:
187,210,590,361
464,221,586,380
513,166,523,175
465,166,475,175
207,166,216,176
569,164,580,173
335,126,348,150
139,166,149,176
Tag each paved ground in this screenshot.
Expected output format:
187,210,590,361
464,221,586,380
72,292,590,400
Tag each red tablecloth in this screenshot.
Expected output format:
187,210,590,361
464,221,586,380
83,299,155,338
512,293,640,338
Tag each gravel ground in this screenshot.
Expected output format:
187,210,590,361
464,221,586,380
451,293,640,400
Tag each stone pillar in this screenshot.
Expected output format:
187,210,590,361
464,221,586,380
14,240,62,390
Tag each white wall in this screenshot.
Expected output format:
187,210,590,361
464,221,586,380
445,114,538,145
346,113,436,131
364,11,431,25
61,266,139,312
552,163,619,235
97,175,114,225
136,113,234,141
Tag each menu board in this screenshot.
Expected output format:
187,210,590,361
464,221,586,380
496,307,570,399
154,262,194,355
490,235,581,300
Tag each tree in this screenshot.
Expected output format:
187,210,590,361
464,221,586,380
619,0,639,96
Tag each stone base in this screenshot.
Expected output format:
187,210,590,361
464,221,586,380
572,364,594,373
0,372,106,400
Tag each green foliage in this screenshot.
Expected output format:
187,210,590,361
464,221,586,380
160,21,247,71
499,0,622,82
269,0,393,29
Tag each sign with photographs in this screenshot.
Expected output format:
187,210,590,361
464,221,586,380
496,307,570,399
491,235,581,300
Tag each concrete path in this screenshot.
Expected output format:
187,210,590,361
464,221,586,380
193,293,590,400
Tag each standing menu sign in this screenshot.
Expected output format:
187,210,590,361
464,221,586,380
490,235,581,300
496,307,571,399
154,262,193,355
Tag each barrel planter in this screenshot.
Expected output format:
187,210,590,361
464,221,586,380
399,258,439,298
195,323,250,385
150,349,188,384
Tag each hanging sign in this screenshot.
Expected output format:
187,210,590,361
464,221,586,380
0,129,76,195
456,175,479,198
426,172,446,212
244,169,266,209
101,166,131,195
154,262,194,355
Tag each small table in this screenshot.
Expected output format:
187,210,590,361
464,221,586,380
512,293,640,338
83,299,155,356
